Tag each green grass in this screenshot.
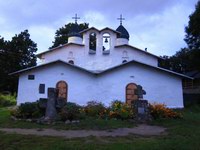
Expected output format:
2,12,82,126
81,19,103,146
0,105,200,150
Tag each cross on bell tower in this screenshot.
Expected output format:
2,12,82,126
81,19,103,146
117,14,125,25
72,14,80,24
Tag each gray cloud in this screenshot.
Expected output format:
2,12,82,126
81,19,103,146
0,0,199,55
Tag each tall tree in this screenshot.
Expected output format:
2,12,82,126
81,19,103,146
8,30,37,71
159,1,200,72
50,23,88,48
0,30,37,93
184,1,200,50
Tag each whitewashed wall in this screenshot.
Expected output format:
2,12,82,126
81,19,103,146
17,62,183,108
38,28,158,71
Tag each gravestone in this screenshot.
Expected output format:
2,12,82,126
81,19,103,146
132,100,151,122
45,88,58,120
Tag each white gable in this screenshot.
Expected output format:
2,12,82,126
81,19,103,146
37,27,159,71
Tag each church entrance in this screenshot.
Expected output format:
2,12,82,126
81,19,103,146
126,83,138,105
56,81,68,101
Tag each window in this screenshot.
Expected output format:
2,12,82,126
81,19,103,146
68,51,73,58
28,75,35,80
39,84,45,94
68,60,74,64
89,33,96,51
122,60,128,63
102,33,110,51
122,51,129,62
123,51,128,57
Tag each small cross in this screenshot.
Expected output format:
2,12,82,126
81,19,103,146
72,14,80,24
117,14,125,25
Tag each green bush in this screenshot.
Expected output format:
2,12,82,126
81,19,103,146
11,102,44,119
109,100,134,120
59,102,81,121
0,93,16,107
84,101,106,117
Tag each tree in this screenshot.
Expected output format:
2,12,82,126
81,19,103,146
50,23,89,48
0,30,37,93
184,1,200,50
159,1,200,72
8,30,37,71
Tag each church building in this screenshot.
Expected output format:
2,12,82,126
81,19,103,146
12,15,191,108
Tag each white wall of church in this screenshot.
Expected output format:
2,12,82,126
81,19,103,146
39,29,158,71
17,62,184,108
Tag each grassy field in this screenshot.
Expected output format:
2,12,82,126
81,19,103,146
0,106,200,150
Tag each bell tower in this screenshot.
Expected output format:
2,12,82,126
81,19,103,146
116,14,129,46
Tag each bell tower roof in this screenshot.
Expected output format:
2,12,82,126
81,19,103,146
68,14,82,38
116,14,130,40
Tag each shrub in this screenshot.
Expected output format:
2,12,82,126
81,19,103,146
149,103,182,119
109,100,134,120
10,102,44,119
59,102,80,121
84,101,106,117
0,93,16,107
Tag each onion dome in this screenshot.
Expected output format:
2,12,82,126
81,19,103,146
68,23,82,38
116,25,129,40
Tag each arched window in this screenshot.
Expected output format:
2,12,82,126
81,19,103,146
122,51,128,62
122,60,127,63
123,51,128,57
89,33,96,51
126,83,138,105
56,80,68,102
68,51,73,58
102,33,110,51
68,60,74,64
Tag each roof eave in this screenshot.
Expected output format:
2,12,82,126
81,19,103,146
36,43,84,57
115,44,163,59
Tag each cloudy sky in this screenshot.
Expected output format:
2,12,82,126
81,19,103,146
0,0,199,56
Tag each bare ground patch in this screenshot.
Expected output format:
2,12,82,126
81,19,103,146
0,124,166,139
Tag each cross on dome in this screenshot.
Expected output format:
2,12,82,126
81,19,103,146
72,14,80,24
117,14,125,25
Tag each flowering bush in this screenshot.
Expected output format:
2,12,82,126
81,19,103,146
84,101,106,117
109,100,134,120
149,103,182,119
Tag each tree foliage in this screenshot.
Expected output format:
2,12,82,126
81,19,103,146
159,1,200,73
185,1,200,50
50,23,88,49
0,30,37,93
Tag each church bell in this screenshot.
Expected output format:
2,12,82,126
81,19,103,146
105,38,108,43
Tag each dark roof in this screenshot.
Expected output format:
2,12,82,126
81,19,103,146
116,25,129,40
9,60,95,75
185,70,200,78
99,60,192,79
79,27,99,33
115,44,163,59
68,23,82,37
36,43,84,57
10,59,192,79
79,27,120,34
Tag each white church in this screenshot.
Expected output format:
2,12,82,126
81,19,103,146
12,15,191,108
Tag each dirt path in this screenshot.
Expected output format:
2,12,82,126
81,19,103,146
0,124,166,139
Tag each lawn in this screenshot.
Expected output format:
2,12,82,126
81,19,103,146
0,106,200,150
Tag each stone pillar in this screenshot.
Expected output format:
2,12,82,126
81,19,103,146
45,88,58,120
